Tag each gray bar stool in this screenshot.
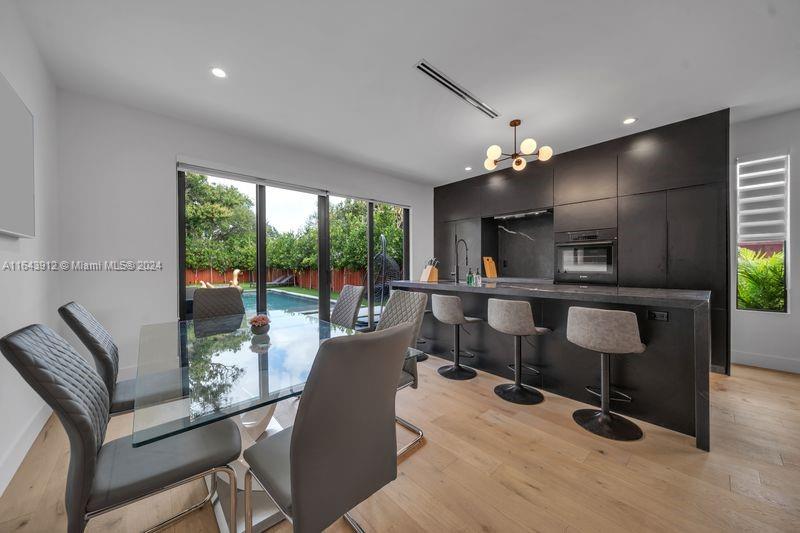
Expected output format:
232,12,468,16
566,306,645,441
431,294,480,380
487,299,550,404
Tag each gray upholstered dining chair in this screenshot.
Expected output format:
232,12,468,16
192,286,245,319
330,284,365,329
375,289,428,456
58,301,181,415
0,324,240,533
243,323,414,533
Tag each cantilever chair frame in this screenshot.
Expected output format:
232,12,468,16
244,470,364,533
395,372,424,457
84,466,237,533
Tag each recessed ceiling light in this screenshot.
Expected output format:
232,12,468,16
211,67,227,79
623,117,637,125
465,166,472,171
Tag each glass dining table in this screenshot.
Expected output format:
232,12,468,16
133,310,417,532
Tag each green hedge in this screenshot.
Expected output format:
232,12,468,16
737,247,786,312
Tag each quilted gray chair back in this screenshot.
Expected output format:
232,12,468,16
0,324,109,533
330,285,365,329
290,323,413,533
192,287,245,319
566,307,646,354
376,290,427,348
58,301,119,395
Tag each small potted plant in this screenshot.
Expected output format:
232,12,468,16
249,314,270,335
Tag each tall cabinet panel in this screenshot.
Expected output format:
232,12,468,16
667,183,729,370
433,218,482,282
433,221,454,282
618,192,667,287
666,184,728,306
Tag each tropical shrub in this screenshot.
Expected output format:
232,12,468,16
184,174,404,275
737,247,786,311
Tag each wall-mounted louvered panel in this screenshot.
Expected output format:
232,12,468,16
736,155,789,243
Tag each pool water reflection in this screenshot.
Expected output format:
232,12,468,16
132,310,350,446
241,289,318,314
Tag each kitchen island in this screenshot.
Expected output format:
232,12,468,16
392,280,711,450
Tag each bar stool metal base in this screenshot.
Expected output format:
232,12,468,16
438,323,476,380
572,409,643,441
438,364,477,380
494,383,543,405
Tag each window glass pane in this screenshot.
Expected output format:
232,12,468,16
736,155,789,312
264,186,319,315
373,202,405,312
183,173,255,317
329,196,368,327
737,242,786,312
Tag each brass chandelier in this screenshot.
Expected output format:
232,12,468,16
484,119,553,171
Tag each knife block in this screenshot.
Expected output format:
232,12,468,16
419,265,439,282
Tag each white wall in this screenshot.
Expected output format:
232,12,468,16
730,109,800,373
0,0,60,495
57,90,434,376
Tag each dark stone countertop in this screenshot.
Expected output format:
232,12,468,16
391,280,710,309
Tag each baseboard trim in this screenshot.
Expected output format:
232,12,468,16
731,350,800,374
0,403,52,497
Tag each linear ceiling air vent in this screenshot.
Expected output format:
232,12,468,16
416,59,499,119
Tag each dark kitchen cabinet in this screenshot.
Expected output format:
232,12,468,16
553,147,617,205
618,192,667,287
433,218,482,282
710,307,729,373
666,183,728,308
553,197,617,233
433,221,454,281
434,178,481,222
618,110,729,196
480,165,554,217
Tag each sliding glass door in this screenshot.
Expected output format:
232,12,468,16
178,168,409,323
329,196,369,326
179,171,257,318
263,185,320,314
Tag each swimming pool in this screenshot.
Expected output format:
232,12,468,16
242,289,319,314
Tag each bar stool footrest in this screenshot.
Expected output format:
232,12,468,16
450,348,477,359
507,363,540,375
585,385,631,403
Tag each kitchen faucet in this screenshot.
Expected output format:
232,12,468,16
453,236,469,283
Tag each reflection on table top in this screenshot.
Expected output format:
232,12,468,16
133,310,354,447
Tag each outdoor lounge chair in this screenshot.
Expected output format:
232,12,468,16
266,274,294,287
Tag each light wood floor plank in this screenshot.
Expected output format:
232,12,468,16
1,363,799,532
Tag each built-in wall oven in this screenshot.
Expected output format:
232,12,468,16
554,228,617,284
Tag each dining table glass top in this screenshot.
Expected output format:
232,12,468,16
132,310,360,447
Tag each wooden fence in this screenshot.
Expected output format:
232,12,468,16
185,268,366,293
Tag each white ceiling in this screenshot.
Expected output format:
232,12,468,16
16,0,800,184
